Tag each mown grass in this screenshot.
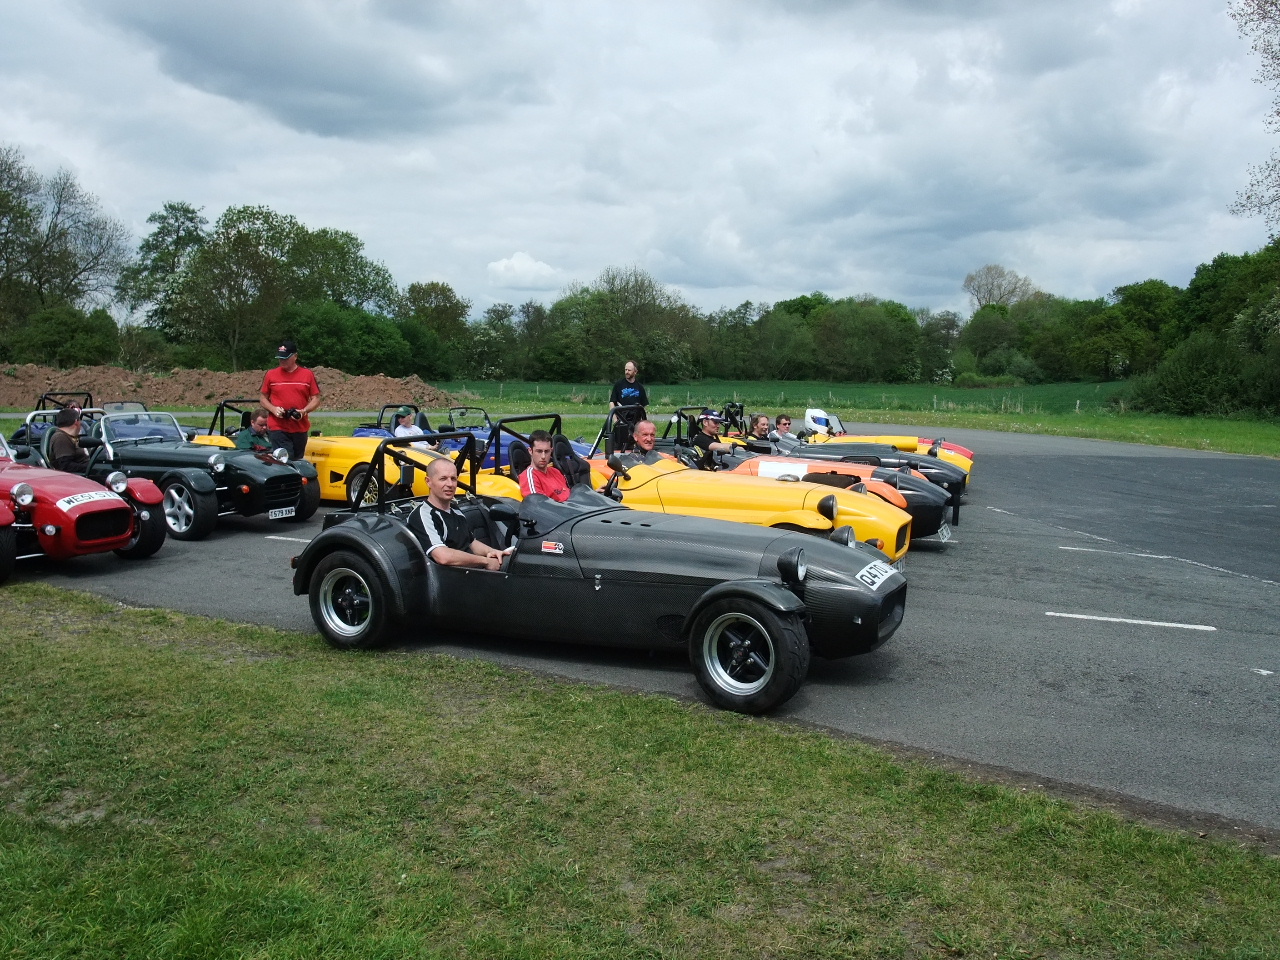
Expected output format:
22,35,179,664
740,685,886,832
1,582,1276,959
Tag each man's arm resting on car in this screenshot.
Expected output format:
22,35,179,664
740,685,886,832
427,540,510,570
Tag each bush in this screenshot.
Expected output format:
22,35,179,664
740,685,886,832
1130,330,1247,415
9,304,120,367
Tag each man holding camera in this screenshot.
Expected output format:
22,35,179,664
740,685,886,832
259,340,321,458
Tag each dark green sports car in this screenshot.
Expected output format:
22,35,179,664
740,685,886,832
66,411,322,540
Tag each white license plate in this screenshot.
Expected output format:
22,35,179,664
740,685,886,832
936,521,952,542
856,560,896,589
268,507,296,519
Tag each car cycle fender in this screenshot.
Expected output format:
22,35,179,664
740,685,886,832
155,467,217,495
684,578,806,636
293,518,425,626
291,458,319,480
761,509,832,532
0,501,14,526
124,476,163,506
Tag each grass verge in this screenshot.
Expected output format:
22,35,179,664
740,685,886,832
1,583,1276,958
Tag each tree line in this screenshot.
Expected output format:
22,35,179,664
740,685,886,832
1,143,1277,417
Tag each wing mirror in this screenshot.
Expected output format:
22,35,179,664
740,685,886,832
605,453,631,481
78,437,103,449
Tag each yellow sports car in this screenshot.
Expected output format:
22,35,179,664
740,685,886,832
590,456,911,560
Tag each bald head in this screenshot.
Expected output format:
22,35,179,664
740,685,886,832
426,457,456,481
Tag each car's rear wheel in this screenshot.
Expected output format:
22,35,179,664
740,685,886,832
161,480,218,540
289,477,321,522
309,550,389,650
689,598,809,714
115,504,166,559
0,525,16,585
345,465,383,507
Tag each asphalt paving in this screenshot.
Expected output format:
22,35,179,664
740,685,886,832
12,426,1280,830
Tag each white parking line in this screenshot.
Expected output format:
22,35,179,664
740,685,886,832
1058,545,1280,586
1253,669,1275,676
265,535,312,543
1045,612,1216,631
984,506,1115,542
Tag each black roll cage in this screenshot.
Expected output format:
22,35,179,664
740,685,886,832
588,404,647,458
346,430,481,515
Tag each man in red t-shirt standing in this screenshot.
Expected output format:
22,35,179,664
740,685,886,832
259,340,321,458
518,429,570,502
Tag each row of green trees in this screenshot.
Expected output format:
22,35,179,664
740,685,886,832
2,143,1278,416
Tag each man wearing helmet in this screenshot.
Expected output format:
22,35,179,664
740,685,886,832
690,409,734,470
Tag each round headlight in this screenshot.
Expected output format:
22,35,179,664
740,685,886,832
796,556,808,581
271,447,290,464
106,471,128,494
207,453,226,473
10,482,35,507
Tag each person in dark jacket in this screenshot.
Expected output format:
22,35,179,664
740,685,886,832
48,407,89,472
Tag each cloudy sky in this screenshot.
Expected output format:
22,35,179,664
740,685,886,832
0,0,1272,316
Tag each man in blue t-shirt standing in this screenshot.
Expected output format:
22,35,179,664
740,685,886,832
608,360,648,452
609,360,648,412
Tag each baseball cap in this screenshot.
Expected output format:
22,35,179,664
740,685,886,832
275,340,297,360
395,405,413,418
699,408,726,422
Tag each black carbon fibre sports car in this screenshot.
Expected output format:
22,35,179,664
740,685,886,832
291,434,909,714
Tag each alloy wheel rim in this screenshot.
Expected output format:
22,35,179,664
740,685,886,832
319,567,372,637
162,485,194,532
702,612,775,695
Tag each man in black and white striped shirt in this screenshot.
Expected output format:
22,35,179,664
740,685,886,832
407,459,509,571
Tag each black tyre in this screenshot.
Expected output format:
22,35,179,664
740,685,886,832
308,550,390,650
289,477,322,522
161,479,218,541
345,465,383,507
0,524,16,585
114,504,166,559
689,598,810,714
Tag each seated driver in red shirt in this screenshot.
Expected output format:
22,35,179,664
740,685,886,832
518,429,570,502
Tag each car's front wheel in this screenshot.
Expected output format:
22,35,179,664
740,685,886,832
345,465,383,507
689,598,810,714
161,480,218,540
115,504,166,559
309,550,390,650
289,478,322,522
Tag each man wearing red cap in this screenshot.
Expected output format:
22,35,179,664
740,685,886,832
259,340,321,458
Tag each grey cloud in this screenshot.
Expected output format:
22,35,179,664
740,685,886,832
81,0,543,138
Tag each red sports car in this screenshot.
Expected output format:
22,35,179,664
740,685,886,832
0,432,166,583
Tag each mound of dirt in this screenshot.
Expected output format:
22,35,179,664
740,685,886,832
0,364,455,412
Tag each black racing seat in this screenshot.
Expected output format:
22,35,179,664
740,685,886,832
509,439,531,478
802,472,857,489
552,434,592,488
416,412,433,432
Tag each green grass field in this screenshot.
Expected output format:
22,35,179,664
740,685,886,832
437,379,1132,416
2,583,1276,959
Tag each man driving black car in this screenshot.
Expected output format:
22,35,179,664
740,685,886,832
408,458,510,570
